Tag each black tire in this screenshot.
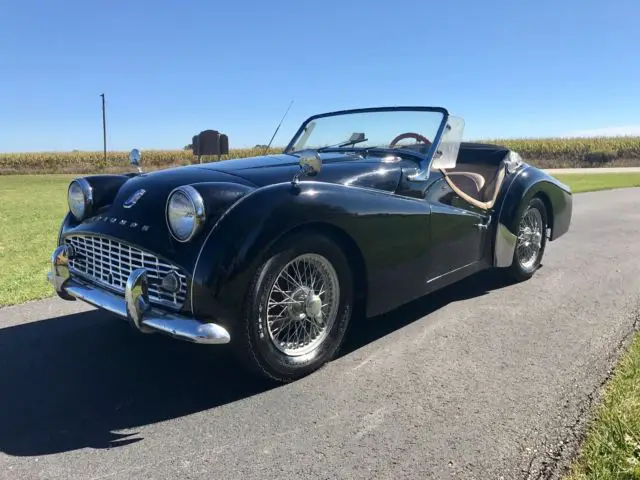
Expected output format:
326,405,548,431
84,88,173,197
235,231,354,382
504,197,548,282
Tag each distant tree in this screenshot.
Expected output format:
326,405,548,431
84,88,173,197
184,144,193,150
253,144,269,149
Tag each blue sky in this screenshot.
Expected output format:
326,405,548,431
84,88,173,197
1,0,639,152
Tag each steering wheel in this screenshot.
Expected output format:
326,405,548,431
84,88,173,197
389,132,432,149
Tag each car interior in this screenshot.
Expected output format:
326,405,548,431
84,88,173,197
435,143,510,210
398,141,510,210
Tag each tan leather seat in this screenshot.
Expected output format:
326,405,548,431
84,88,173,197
446,172,485,192
443,174,482,201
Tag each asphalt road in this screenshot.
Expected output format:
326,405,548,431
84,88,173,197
1,188,639,480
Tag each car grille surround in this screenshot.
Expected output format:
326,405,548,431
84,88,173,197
64,234,187,310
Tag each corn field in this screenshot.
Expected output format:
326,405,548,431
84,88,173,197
2,137,640,174
484,136,640,168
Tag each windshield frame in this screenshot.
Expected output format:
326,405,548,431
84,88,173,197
284,106,450,176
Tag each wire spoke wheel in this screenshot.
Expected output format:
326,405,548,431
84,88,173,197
266,253,340,356
516,207,544,271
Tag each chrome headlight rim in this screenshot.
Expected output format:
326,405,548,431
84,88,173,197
68,177,93,221
166,185,206,243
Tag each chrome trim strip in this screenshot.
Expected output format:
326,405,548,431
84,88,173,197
426,261,477,284
290,179,426,202
494,223,518,268
49,268,230,345
493,162,529,267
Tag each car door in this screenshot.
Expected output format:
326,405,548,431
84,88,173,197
423,175,489,284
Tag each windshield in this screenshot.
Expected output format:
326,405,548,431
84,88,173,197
285,107,448,157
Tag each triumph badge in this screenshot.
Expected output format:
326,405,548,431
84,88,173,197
123,189,146,208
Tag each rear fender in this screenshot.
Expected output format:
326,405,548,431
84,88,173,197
494,166,572,267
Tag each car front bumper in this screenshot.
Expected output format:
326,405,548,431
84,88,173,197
47,245,231,345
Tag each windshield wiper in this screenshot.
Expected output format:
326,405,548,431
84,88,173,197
316,133,368,152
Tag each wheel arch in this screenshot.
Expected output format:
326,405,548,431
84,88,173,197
263,221,368,315
492,160,573,268
493,167,559,267
191,180,431,326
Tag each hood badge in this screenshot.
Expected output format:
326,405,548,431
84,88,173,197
91,216,150,232
123,189,146,208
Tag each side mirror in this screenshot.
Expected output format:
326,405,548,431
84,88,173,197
292,150,321,185
129,148,142,173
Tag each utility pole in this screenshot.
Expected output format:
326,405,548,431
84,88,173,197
100,93,107,162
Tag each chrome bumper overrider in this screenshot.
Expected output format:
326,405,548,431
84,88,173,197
47,245,230,345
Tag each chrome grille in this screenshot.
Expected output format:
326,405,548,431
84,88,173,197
64,234,187,310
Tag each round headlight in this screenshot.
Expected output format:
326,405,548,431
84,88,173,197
166,185,206,242
68,178,93,221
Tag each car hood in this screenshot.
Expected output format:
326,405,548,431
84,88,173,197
104,151,403,222
109,166,255,223
64,167,256,265
62,152,405,272
195,152,405,190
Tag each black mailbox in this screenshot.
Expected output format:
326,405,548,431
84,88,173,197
219,134,229,155
191,135,200,155
192,130,229,156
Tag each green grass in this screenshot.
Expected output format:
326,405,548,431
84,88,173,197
564,334,640,480
0,174,74,305
0,171,638,307
553,173,640,193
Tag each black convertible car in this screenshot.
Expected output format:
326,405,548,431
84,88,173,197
48,106,572,382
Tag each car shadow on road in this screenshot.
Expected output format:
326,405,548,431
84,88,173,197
0,269,512,457
340,268,514,356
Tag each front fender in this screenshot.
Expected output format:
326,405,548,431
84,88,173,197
190,181,434,329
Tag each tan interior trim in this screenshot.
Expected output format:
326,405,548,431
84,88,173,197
440,165,506,211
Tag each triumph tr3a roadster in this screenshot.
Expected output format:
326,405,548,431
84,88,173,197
48,106,572,382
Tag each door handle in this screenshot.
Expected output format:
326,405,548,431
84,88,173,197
474,215,492,230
